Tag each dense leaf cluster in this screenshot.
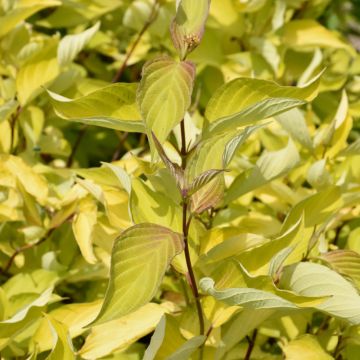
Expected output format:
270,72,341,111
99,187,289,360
0,0,360,359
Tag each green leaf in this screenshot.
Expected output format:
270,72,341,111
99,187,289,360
204,71,323,136
137,56,195,151
33,300,102,352
187,169,226,196
281,19,356,55
225,139,300,203
200,277,298,310
306,159,332,190
282,334,333,360
0,100,18,124
167,336,206,360
47,83,144,132
0,0,61,38
58,22,100,66
143,315,166,360
45,315,75,360
0,288,53,338
79,303,168,360
320,250,360,288
280,262,360,325
16,38,60,105
275,108,313,150
171,0,210,59
91,224,184,324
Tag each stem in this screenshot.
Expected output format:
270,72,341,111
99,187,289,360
180,119,205,339
244,329,258,360
1,227,55,276
112,0,159,83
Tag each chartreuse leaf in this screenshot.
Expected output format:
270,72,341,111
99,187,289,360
33,301,102,353
225,139,300,203
137,56,195,151
91,224,183,325
200,277,298,310
0,288,53,338
44,315,75,360
58,22,100,66
47,83,144,132
171,0,210,59
186,126,260,213
204,71,323,136
17,37,60,105
275,108,313,150
281,19,356,55
0,0,61,38
72,197,98,264
280,262,360,325
143,315,166,360
320,250,360,288
0,99,18,124
79,303,168,360
167,336,206,360
282,334,333,360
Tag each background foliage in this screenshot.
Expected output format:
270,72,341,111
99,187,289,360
0,0,360,359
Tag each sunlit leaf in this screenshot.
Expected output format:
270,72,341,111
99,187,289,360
91,224,184,324
58,22,100,66
137,56,195,153
47,83,144,132
280,262,360,325
80,303,168,360
205,71,323,136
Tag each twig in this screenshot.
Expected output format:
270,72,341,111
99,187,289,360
0,227,56,276
112,0,160,83
244,329,258,360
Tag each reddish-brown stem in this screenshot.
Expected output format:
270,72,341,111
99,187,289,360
180,118,205,341
244,329,258,360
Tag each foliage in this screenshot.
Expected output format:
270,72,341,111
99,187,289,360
0,0,360,359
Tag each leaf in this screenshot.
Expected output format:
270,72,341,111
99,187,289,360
200,277,298,310
339,138,360,157
0,0,61,38
143,315,166,360
17,38,60,105
320,250,360,287
225,139,300,203
45,315,75,360
204,71,323,136
215,309,274,360
187,169,226,196
281,19,355,55
0,100,18,124
91,224,184,324
152,132,184,190
167,336,206,360
137,56,195,151
282,334,333,360
275,108,313,150
72,197,98,264
79,303,167,360
47,83,144,132
58,22,100,66
171,0,210,59
280,262,360,325
33,301,102,352
0,288,53,338
306,159,332,190
101,162,132,194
